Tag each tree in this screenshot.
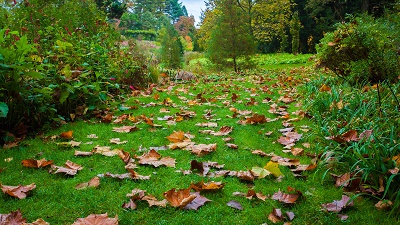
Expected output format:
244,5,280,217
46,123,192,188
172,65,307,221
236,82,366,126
94,0,127,19
290,11,302,54
159,19,183,69
165,0,185,22
205,0,255,72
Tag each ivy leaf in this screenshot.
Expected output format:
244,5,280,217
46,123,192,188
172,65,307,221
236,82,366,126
0,102,9,118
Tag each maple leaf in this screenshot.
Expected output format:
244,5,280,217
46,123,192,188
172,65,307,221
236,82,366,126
190,181,225,192
251,166,271,178
23,218,49,225
226,143,238,149
92,146,122,157
75,177,100,190
1,183,36,199
271,156,300,167
227,200,243,210
142,195,168,207
252,150,277,157
74,150,93,156
113,114,128,124
321,195,354,212
101,113,113,123
72,213,118,225
271,189,300,204
167,131,185,143
49,160,83,176
246,114,267,124
0,209,26,224
136,149,176,167
98,170,150,180
122,199,137,210
291,147,304,156
229,170,255,182
268,208,284,223
187,143,217,156
184,192,211,210
210,126,233,136
60,130,73,139
21,158,53,168
109,138,128,145
163,188,197,208
112,126,138,133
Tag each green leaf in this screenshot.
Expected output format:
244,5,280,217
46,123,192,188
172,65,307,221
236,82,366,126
59,89,70,103
25,71,44,79
0,102,9,118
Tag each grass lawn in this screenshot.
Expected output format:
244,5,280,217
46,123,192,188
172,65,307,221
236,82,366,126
0,63,398,224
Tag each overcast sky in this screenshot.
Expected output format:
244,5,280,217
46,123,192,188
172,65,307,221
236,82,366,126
180,0,206,25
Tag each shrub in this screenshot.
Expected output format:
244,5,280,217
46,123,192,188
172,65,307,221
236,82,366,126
316,14,400,85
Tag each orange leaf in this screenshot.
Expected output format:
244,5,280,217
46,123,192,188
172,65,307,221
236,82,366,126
21,158,53,168
60,130,73,139
190,181,225,192
163,188,196,208
167,131,185,143
72,213,118,225
1,183,36,199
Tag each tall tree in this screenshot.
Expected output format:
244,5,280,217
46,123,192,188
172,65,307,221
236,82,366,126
165,0,185,22
94,0,127,19
205,0,255,72
159,19,183,69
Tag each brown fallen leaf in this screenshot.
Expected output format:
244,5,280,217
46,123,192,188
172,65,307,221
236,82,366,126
271,189,301,204
122,199,137,210
112,126,138,133
23,218,49,225
74,150,93,156
291,148,304,156
184,192,211,210
227,200,243,210
72,213,118,225
1,183,36,199
375,200,393,210
92,146,122,157
210,126,233,136
190,181,225,192
321,195,354,212
98,170,150,180
226,143,238,149
268,208,284,223
142,195,168,207
110,138,128,145
164,188,196,208
195,122,218,127
21,158,53,168
187,144,217,156
75,177,100,190
136,149,176,167
0,209,26,224
49,160,83,176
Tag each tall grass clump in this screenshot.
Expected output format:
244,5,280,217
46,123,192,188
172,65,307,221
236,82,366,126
302,74,400,215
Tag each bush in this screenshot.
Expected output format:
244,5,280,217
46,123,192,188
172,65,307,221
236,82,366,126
316,14,400,84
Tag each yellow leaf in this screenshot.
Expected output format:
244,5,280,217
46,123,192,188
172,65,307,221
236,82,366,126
264,161,284,177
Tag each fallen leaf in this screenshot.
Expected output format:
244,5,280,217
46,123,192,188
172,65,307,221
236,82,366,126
74,150,93,156
226,143,238,149
21,159,53,168
1,183,36,199
319,84,331,92
375,200,393,210
291,148,304,156
184,192,211,210
142,195,168,207
75,177,100,190
227,200,243,210
112,126,138,133
167,131,186,143
187,144,217,156
72,213,118,225
122,199,137,210
251,167,271,178
0,209,26,224
271,189,301,204
23,218,49,225
164,188,196,208
60,130,73,139
49,160,83,176
264,161,284,177
110,138,128,145
136,149,176,167
190,181,225,192
195,122,218,127
246,114,267,124
87,134,98,139
268,208,284,223
321,195,354,212
210,126,233,136
92,146,122,157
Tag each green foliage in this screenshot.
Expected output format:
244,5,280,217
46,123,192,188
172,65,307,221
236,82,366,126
124,30,157,41
316,14,400,84
94,0,127,19
158,22,183,69
206,0,255,72
302,75,400,214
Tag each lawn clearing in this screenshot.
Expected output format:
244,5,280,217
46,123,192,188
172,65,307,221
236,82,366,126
0,67,397,224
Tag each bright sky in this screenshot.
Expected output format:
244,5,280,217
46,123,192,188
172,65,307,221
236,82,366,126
180,0,206,25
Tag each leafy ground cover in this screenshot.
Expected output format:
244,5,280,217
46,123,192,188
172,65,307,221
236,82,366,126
0,66,398,224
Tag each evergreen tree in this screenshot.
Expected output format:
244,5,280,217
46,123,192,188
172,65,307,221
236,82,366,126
206,0,255,72
159,19,183,69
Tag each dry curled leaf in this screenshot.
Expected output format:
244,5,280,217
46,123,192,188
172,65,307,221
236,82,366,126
184,192,211,210
49,160,83,176
167,131,186,143
190,181,225,192
210,126,233,136
0,209,26,224
75,177,100,190
163,188,196,208
1,183,36,199
72,213,118,225
21,158,53,168
136,149,176,167
321,195,354,212
112,126,138,133
187,143,217,156
23,218,49,225
227,200,243,210
60,130,73,139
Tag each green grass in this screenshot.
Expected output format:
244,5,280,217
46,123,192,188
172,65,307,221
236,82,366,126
1,56,398,224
